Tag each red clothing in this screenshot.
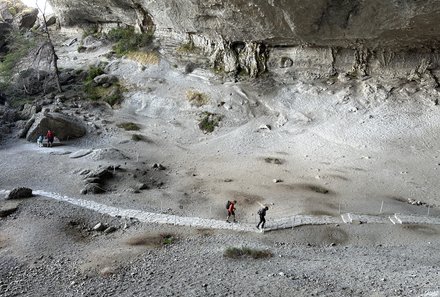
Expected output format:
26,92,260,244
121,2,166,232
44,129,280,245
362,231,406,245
228,202,235,213
46,131,54,139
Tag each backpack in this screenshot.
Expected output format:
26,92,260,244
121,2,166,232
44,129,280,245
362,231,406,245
257,208,263,215
226,200,231,209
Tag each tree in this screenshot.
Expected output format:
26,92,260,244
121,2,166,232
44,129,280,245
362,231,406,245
35,0,62,93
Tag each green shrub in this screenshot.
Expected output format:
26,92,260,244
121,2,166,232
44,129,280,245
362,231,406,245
8,96,33,108
83,64,122,106
117,122,140,131
198,112,223,133
85,65,105,82
106,27,153,57
223,246,273,259
161,234,176,245
0,30,36,80
131,134,144,141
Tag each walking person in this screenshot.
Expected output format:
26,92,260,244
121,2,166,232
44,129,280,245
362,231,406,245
226,200,237,223
256,206,269,230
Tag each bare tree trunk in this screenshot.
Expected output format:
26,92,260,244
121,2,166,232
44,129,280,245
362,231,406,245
37,1,62,93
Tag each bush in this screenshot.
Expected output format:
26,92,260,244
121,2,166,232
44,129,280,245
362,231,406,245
198,112,223,133
0,30,36,80
117,122,140,131
83,64,122,106
223,246,273,259
161,234,176,245
131,134,144,141
106,26,153,57
85,65,105,82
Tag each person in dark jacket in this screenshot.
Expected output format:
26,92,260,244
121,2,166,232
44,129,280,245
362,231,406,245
256,206,269,230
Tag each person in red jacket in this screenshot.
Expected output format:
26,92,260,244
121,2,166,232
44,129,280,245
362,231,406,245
226,200,237,223
46,130,54,147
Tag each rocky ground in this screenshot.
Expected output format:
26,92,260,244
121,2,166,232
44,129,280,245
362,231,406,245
1,27,440,296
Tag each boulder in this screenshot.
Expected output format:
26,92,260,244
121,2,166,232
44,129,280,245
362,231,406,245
104,226,117,234
18,116,36,138
13,69,51,95
93,222,106,231
26,112,87,141
93,74,117,86
7,187,33,200
81,183,105,194
45,15,57,27
80,35,105,52
14,8,39,30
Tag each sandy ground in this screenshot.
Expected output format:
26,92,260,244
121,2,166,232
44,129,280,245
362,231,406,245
1,30,440,296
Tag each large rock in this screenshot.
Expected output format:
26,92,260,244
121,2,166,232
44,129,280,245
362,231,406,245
13,69,51,96
14,8,38,29
26,112,87,141
7,187,33,200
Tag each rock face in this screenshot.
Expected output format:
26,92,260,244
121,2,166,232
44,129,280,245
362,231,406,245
49,0,440,49
1,1,38,59
26,112,87,141
48,0,440,80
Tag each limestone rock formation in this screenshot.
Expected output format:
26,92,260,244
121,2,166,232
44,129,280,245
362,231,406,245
26,112,87,141
49,0,440,49
47,0,440,80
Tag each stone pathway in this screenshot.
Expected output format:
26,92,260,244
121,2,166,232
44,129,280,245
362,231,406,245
1,189,439,233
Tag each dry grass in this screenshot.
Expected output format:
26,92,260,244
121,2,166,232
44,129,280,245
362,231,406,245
126,51,160,65
126,233,177,247
186,90,209,107
223,246,273,259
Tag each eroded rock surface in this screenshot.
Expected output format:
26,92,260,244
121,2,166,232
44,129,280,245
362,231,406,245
47,0,440,80
49,0,440,49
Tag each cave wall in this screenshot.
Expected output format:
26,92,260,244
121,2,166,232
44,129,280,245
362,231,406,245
49,0,440,48
48,0,440,82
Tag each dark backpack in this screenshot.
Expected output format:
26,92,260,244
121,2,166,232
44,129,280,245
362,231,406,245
226,200,231,209
257,208,263,215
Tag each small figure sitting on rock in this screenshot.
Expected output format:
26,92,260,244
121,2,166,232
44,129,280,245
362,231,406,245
37,135,44,147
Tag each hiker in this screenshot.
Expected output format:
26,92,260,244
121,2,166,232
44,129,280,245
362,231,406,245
226,200,237,223
256,206,269,230
46,130,54,147
37,135,44,147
